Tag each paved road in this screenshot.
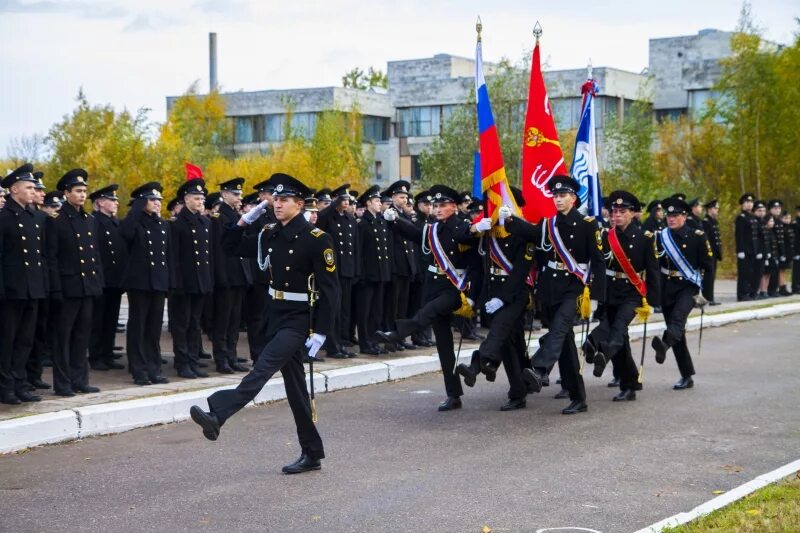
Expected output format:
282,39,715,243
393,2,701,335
1,316,798,532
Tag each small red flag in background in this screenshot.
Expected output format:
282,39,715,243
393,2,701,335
185,162,203,180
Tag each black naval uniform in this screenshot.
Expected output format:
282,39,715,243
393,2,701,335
504,209,605,409
27,206,53,388
120,200,170,383
387,209,419,337
89,211,128,368
47,202,104,394
211,202,252,371
170,206,213,375
210,212,340,461
356,210,392,353
0,198,48,403
642,214,665,234
653,224,714,385
243,207,276,362
702,215,722,303
735,209,759,300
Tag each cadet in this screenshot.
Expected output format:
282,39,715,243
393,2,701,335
46,169,103,396
190,173,340,475
211,178,251,374
385,180,419,350
377,185,478,411
642,200,665,234
652,197,714,390
701,199,722,305
0,165,47,404
498,175,606,415
686,198,703,230
88,184,127,371
587,190,659,401
121,183,170,386
170,178,213,379
26,172,53,390
735,193,759,301
408,191,435,348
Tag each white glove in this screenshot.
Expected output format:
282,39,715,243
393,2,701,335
303,211,312,222
737,252,745,260
383,208,397,222
484,297,504,314
466,298,475,308
498,205,512,222
756,253,763,259
475,217,492,232
794,255,800,260
781,256,786,262
241,200,269,225
304,333,327,360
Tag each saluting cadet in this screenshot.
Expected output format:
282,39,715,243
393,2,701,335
0,164,47,404
408,191,435,348
701,199,722,305
211,178,251,374
735,193,759,301
190,173,340,474
587,190,659,402
88,184,127,371
356,186,393,356
385,180,418,350
652,197,714,390
316,183,358,358
377,185,479,411
121,182,170,386
169,178,213,379
46,169,103,396
456,186,534,411
498,175,606,415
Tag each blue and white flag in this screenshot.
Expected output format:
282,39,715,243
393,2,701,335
570,79,601,218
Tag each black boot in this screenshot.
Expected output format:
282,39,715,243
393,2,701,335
522,368,543,393
612,389,636,402
592,346,608,378
673,376,694,390
190,405,220,441
282,454,321,474
607,376,620,388
554,389,570,399
480,358,499,382
562,400,588,414
652,336,668,364
582,338,596,364
456,351,480,387
437,397,462,411
500,397,526,411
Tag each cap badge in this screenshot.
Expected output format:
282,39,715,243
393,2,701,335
76,176,85,183
152,189,158,196
196,185,202,191
616,198,623,204
668,206,674,212
435,193,441,199
276,184,284,193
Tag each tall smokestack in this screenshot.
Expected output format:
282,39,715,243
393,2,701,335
209,32,218,93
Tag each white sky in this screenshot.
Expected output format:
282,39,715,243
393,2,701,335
1,0,797,158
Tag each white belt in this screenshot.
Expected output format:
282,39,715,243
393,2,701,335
605,269,644,280
489,267,509,276
660,267,683,278
428,265,466,276
547,260,588,271
268,287,309,302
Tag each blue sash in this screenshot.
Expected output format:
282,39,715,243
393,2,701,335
660,228,702,288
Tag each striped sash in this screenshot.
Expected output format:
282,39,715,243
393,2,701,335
546,216,590,284
659,228,702,288
427,222,468,290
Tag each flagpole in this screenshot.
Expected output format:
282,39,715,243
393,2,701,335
533,21,542,43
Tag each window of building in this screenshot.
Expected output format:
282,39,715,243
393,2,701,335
375,161,383,181
689,89,720,119
551,97,581,131
362,115,390,142
235,115,264,144
264,114,284,142
411,155,422,180
602,97,620,128
655,108,687,122
397,106,442,137
290,112,317,139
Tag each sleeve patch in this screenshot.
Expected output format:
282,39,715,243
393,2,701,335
323,247,336,272
310,228,324,237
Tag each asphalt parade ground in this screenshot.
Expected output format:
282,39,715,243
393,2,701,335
1,314,798,532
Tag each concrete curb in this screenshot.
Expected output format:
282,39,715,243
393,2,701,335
634,458,800,532
2,301,799,455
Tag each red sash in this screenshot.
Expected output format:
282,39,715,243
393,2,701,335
608,228,647,298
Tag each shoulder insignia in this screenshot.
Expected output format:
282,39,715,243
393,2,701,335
644,230,653,238
310,228,324,238
694,229,705,236
595,229,602,250
584,216,595,222
211,213,220,219
266,223,277,230
323,247,336,272
49,212,59,218
458,244,471,253
525,242,535,260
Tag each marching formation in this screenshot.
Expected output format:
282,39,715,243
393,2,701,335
1,164,798,473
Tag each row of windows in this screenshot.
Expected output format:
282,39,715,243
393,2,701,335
396,105,459,137
233,113,390,144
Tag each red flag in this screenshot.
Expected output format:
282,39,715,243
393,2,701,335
185,162,203,180
520,41,568,222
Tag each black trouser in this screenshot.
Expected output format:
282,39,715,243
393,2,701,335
245,284,269,362
793,258,800,292
338,277,353,345
207,327,324,461
702,259,717,302
171,292,205,371
52,296,93,393
27,298,50,383
213,287,244,365
0,299,39,395
127,290,166,381
89,287,123,364
662,289,696,379
408,278,431,344
388,276,411,332
396,289,464,399
501,308,528,401
478,295,528,365
533,298,586,403
380,281,394,332
201,292,214,337
357,281,385,350
597,301,639,392
737,255,755,299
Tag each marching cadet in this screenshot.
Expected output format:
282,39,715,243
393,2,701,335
211,178,251,374
169,178,212,379
385,180,418,350
316,183,358,358
735,193,759,301
702,199,722,305
88,184,126,371
121,182,170,386
356,186,392,356
46,169,103,396
377,185,479,411
243,179,276,364
0,164,47,404
642,200,665,233
456,187,534,411
652,197,714,390
498,175,606,415
586,190,659,402
190,173,340,474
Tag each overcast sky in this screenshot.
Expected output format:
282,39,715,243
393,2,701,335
1,0,796,158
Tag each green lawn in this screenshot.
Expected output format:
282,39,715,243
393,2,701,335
664,475,800,532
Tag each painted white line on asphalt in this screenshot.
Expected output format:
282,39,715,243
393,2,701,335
633,458,800,533
1,301,799,454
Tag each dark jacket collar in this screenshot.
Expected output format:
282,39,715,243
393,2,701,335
62,202,86,218
556,208,581,223
5,197,32,216
95,210,118,225
273,212,308,242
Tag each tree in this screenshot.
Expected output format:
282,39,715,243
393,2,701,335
6,134,47,165
342,66,388,90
